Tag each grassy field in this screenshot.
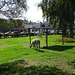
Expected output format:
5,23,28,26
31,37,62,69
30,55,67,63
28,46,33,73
0,35,75,75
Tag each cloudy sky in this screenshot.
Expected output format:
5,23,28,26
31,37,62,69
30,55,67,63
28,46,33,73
25,0,43,22
0,0,43,22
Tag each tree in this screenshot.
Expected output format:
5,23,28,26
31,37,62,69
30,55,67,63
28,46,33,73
0,0,27,31
16,19,23,28
38,0,75,38
0,18,16,29
0,18,8,29
0,0,27,19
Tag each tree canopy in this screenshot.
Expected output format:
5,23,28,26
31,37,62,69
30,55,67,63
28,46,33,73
38,0,75,38
0,0,27,19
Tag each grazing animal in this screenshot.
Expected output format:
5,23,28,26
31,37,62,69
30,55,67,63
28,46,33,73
30,39,40,49
37,33,42,38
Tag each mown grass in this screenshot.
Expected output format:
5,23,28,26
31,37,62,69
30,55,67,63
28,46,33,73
0,35,75,75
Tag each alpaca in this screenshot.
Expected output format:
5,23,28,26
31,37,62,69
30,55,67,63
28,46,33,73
30,39,40,49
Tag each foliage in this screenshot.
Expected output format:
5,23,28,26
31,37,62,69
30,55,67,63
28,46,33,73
0,18,10,29
56,37,75,42
38,0,75,38
0,18,24,29
0,0,27,19
16,19,23,28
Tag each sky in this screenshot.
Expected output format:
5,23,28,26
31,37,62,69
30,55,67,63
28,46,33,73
0,0,43,22
24,0,43,22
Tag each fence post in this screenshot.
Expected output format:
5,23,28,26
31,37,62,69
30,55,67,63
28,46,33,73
28,28,31,46
62,33,64,45
46,28,48,47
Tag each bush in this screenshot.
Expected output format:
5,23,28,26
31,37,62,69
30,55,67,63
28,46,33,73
56,37,75,42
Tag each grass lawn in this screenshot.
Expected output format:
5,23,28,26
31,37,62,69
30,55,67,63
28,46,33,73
0,35,75,75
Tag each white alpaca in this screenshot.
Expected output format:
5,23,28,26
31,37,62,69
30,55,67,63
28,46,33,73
30,39,40,49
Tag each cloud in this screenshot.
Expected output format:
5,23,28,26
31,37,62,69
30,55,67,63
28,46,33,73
25,0,43,22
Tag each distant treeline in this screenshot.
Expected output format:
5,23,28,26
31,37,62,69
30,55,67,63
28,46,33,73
0,18,23,30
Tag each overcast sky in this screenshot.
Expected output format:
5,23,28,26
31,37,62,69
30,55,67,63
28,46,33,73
24,0,43,22
0,0,43,22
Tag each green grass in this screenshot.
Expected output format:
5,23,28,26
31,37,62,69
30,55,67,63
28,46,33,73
0,35,75,75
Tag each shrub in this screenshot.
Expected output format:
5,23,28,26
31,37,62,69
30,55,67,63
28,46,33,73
56,37,75,42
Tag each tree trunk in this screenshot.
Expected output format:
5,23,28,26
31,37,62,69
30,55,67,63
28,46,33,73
57,19,62,34
62,20,67,37
69,10,74,38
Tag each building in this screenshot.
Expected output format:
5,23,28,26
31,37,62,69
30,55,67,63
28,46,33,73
23,20,50,33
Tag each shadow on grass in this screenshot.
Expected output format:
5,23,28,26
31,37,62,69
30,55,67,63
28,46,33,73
0,59,71,75
35,49,45,53
68,60,75,68
42,45,75,51
66,41,75,43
